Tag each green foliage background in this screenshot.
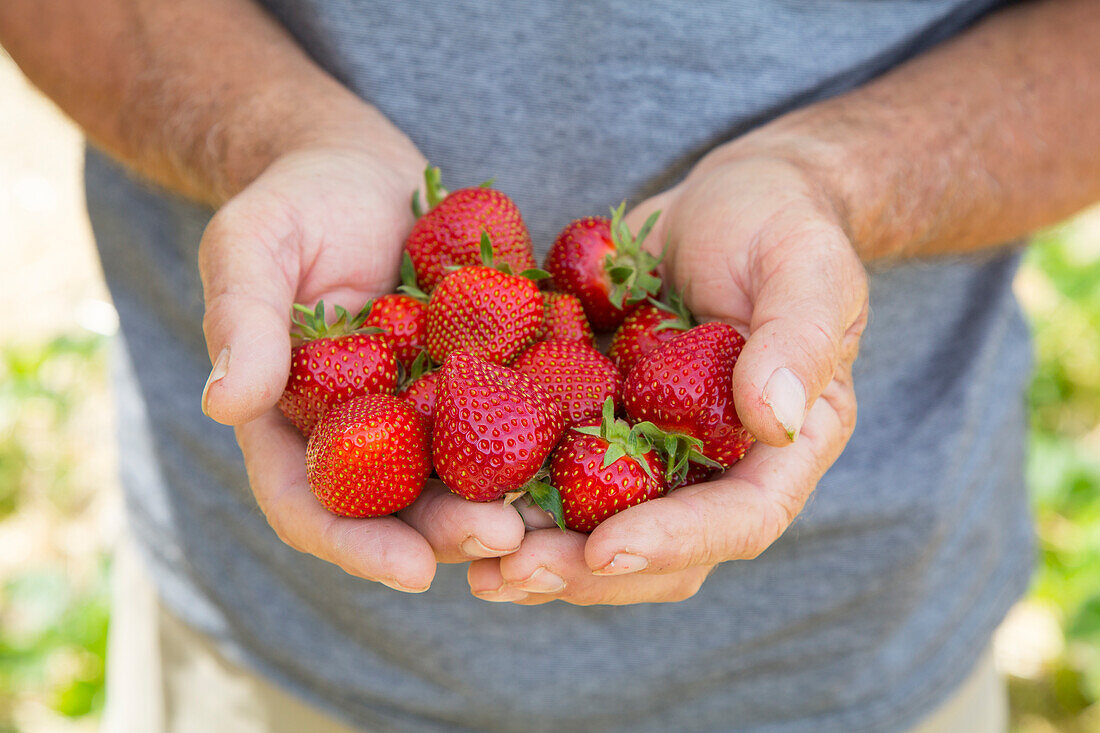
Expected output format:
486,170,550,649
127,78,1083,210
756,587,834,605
1011,218,1100,733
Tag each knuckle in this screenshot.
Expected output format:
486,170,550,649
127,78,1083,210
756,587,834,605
265,509,304,554
319,515,351,564
647,502,701,569
408,491,448,536
198,201,249,264
736,500,793,560
671,574,706,602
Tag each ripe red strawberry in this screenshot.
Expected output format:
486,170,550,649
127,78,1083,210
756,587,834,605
609,291,694,377
405,166,536,292
363,254,429,369
550,400,668,532
397,370,439,422
544,203,662,332
363,295,426,369
432,351,564,502
539,292,595,345
512,339,622,428
395,352,439,422
622,322,755,468
306,394,431,517
426,236,545,365
278,301,399,435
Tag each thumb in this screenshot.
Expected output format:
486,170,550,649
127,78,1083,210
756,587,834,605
732,222,868,445
198,199,297,426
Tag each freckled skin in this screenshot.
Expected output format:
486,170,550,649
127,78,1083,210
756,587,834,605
512,339,622,428
550,424,667,533
306,394,431,518
426,266,544,365
405,187,536,293
623,322,755,468
277,333,398,435
363,294,428,369
432,352,564,502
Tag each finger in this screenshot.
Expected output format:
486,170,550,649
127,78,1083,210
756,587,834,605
732,211,867,444
466,559,530,604
513,495,559,531
585,362,856,575
237,411,437,592
470,531,709,606
199,196,299,426
397,481,526,562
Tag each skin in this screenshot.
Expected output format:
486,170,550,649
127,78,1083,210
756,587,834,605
2,0,1097,602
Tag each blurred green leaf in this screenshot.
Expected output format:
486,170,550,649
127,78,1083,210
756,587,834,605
1013,211,1100,730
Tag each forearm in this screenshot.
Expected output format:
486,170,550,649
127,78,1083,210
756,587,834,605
0,0,418,206
739,0,1099,260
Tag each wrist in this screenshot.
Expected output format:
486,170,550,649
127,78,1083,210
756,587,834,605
699,104,887,260
699,122,856,239
213,82,425,204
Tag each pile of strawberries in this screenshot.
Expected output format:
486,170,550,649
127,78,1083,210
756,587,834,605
277,168,755,532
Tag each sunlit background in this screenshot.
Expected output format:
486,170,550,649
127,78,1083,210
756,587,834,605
1,48,1099,733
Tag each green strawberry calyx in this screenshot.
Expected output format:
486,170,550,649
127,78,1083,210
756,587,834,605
289,300,387,341
572,399,719,488
504,467,567,531
650,289,695,333
571,397,665,483
396,251,430,302
604,202,664,310
398,349,436,390
520,476,567,531
410,165,449,219
630,419,722,488
475,231,551,282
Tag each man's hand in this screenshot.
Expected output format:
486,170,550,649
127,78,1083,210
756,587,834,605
468,152,868,604
199,142,528,593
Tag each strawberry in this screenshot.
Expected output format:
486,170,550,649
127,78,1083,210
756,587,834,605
550,399,668,532
609,291,694,377
397,370,439,422
622,322,755,469
539,292,595,345
405,166,536,292
306,394,431,517
426,235,546,365
432,351,564,502
363,254,429,369
544,203,662,332
278,301,399,435
395,352,439,422
512,339,622,428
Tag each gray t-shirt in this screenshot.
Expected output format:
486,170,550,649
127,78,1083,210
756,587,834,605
86,1,1034,731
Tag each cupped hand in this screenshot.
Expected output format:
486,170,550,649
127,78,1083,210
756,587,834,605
469,150,869,605
199,140,526,593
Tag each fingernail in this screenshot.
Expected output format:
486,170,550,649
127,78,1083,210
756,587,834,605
460,536,515,558
379,578,431,594
474,585,529,603
201,346,230,417
593,553,649,576
513,568,565,593
763,367,806,441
